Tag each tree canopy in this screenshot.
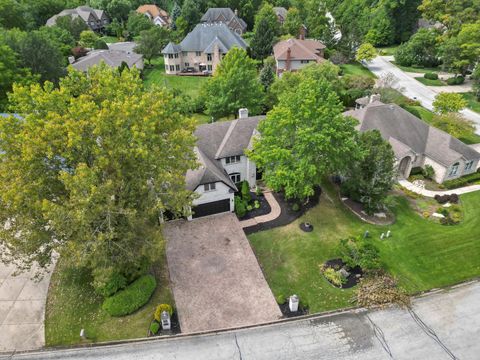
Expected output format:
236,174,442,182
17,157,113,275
134,26,171,65
433,92,467,114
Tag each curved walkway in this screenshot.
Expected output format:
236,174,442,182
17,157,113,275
399,179,480,197
4,280,480,359
240,191,281,228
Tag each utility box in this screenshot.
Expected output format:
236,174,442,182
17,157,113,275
289,295,299,312
161,311,171,330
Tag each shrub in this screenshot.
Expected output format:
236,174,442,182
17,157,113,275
254,200,260,209
154,304,173,321
92,268,127,298
423,165,435,180
338,237,382,272
403,105,421,119
443,171,480,189
449,193,459,203
246,204,253,211
102,275,156,317
234,196,247,218
322,267,345,287
424,72,438,80
241,181,251,203
150,321,160,334
93,39,108,50
434,194,459,204
446,76,465,85
255,187,262,196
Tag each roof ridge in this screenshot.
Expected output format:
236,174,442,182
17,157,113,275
215,119,238,159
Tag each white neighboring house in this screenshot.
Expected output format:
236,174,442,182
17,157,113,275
345,98,480,183
185,109,262,220
136,4,171,27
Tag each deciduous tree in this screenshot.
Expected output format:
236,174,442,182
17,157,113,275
355,43,376,63
134,26,170,65
433,92,467,114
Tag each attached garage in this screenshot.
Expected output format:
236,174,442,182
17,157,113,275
192,198,231,219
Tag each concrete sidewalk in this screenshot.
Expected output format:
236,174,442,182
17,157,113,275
399,179,480,197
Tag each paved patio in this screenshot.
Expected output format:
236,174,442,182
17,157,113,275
164,213,282,333
0,261,54,352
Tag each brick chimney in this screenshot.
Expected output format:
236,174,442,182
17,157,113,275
286,47,291,71
299,25,306,40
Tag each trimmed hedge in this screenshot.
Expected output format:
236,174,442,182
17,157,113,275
102,274,156,317
424,72,438,80
443,171,480,189
446,76,465,85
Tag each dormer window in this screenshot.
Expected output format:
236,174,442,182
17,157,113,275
204,183,216,191
225,155,241,164
465,160,474,171
449,162,460,176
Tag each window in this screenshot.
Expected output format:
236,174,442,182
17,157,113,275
207,65,212,71
168,54,173,59
182,52,187,56
169,65,175,71
164,54,168,59
185,62,189,67
196,51,202,57
225,155,241,164
449,162,460,176
165,65,168,71
176,64,180,71
204,183,216,191
301,60,310,64
229,173,241,184
207,54,212,61
174,53,178,58
465,160,474,171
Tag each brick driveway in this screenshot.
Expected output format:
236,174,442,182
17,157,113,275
164,213,281,333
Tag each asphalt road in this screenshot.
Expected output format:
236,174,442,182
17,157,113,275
3,280,479,360
366,56,480,134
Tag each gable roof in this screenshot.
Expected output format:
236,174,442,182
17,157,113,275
273,38,326,61
163,23,247,54
136,5,171,24
345,101,480,167
71,50,143,72
200,8,247,31
186,116,264,191
46,6,107,26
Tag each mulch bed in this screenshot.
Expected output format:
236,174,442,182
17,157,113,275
151,311,181,337
278,302,309,317
243,186,322,235
342,198,395,225
238,192,271,220
323,258,363,289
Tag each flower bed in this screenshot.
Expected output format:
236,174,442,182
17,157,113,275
321,259,363,289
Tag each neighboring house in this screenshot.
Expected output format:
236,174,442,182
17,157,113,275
273,7,287,24
161,23,247,75
136,4,171,27
46,6,109,31
108,41,137,53
345,99,480,184
186,109,263,219
70,50,144,72
273,38,326,76
200,8,247,34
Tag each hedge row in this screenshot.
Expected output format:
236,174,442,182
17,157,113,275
424,72,438,80
446,76,465,85
443,171,480,189
102,274,156,317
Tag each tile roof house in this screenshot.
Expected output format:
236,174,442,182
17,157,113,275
345,99,480,183
200,8,247,34
273,38,326,76
46,6,109,31
273,7,288,24
70,50,144,72
161,23,247,75
185,109,263,219
136,4,171,27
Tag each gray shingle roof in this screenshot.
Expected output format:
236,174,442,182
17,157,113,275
345,101,480,167
46,6,106,26
186,116,264,191
165,23,246,53
161,42,182,54
201,8,247,30
71,50,144,72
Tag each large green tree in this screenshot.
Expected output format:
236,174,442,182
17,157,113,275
134,26,171,65
250,3,279,61
394,28,440,67
180,0,201,32
0,0,26,29
203,47,264,119
283,7,302,36
0,65,197,280
342,130,396,214
249,75,357,200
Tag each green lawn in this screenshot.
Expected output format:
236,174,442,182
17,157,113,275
340,62,376,78
45,243,173,346
100,36,121,44
461,92,480,114
414,77,445,86
376,45,399,56
391,61,442,74
143,57,208,99
249,183,480,313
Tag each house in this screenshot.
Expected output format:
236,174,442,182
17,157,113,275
161,23,247,75
186,109,263,219
46,6,109,31
345,99,480,184
70,50,144,72
273,38,326,76
273,7,288,24
200,8,247,34
136,4,171,27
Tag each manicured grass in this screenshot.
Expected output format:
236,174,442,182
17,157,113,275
45,243,173,346
143,57,208,100
414,77,445,86
461,92,480,114
340,62,376,78
249,182,480,313
376,45,399,56
100,36,121,44
390,61,442,74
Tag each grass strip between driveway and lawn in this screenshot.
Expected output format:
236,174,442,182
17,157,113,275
414,77,445,86
248,182,480,314
390,61,442,74
45,242,173,346
340,62,376,78
461,92,480,114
